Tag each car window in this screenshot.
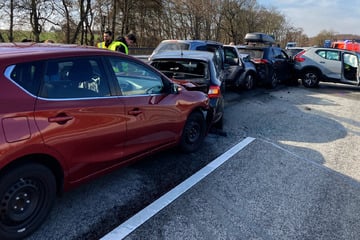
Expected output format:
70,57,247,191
343,53,358,68
224,47,240,66
266,48,275,59
273,48,284,59
281,50,289,59
109,57,164,96
6,58,110,99
316,50,340,61
6,61,43,95
195,44,224,69
326,51,340,61
273,49,288,59
317,50,326,58
37,57,110,99
211,55,221,78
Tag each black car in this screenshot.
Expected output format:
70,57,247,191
150,50,225,129
223,44,257,90
238,33,295,88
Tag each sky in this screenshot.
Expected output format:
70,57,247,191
257,0,360,37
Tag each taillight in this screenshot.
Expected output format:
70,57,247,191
253,58,269,64
294,50,306,62
208,85,221,98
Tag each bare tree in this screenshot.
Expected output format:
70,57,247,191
0,0,15,42
220,0,249,44
0,0,316,48
69,0,89,44
15,0,57,42
312,30,338,47
9,0,14,42
134,0,163,46
59,0,73,43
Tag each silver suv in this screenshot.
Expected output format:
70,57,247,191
294,47,360,87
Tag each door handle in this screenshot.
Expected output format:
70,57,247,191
128,109,142,116
48,114,73,124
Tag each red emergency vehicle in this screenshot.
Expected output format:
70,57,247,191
331,40,360,52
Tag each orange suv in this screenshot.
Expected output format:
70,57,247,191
0,43,210,239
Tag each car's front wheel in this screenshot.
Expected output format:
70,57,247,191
179,111,206,153
0,163,56,240
302,70,320,88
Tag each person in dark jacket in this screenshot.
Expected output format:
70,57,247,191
116,33,137,55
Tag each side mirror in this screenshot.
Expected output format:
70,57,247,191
171,83,182,94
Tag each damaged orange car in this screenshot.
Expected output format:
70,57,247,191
0,43,210,239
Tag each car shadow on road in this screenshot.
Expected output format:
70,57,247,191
223,85,352,166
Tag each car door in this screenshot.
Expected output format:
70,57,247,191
272,48,292,81
224,46,242,81
33,57,127,183
342,52,360,83
314,49,342,80
107,57,185,157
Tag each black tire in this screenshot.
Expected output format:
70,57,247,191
212,96,225,130
267,71,278,89
213,114,224,130
243,73,255,90
179,111,206,153
301,70,320,88
0,163,56,240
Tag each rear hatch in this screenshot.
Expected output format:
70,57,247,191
238,48,267,68
151,59,210,93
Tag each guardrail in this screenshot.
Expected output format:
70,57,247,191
128,47,154,55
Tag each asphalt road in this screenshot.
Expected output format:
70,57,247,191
27,82,360,240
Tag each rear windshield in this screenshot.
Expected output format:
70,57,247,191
237,48,264,59
151,60,209,81
154,42,190,53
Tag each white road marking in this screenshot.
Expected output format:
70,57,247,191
101,137,255,240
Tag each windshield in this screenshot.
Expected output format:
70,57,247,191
237,48,264,59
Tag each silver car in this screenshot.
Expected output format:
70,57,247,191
223,45,257,90
294,47,360,87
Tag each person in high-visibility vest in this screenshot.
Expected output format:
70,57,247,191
97,30,122,51
116,33,137,55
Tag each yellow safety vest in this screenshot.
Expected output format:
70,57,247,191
118,42,129,55
97,41,123,52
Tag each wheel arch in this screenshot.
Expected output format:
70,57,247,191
0,154,64,196
247,69,257,78
178,108,208,153
300,66,323,79
192,107,210,131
